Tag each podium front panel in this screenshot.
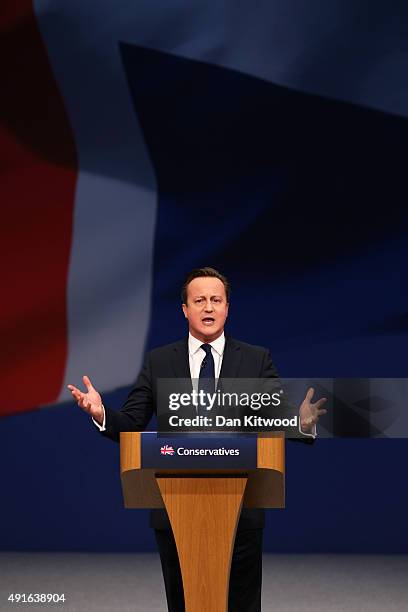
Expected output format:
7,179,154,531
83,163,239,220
120,432,284,508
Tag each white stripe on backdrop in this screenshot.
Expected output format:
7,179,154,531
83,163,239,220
34,1,157,400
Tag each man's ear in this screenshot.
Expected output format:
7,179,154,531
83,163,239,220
182,303,188,319
226,303,229,318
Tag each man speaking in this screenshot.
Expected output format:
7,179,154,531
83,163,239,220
68,267,326,612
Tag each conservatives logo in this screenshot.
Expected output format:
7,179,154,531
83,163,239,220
160,445,175,455
159,445,240,457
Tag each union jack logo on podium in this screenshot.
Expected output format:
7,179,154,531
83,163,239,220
160,445,175,456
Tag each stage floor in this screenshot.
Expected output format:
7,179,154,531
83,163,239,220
0,552,407,611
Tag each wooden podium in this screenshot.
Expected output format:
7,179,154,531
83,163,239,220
120,432,285,612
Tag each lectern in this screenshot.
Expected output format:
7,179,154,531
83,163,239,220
120,432,285,612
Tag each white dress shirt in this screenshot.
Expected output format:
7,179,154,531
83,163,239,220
188,331,225,382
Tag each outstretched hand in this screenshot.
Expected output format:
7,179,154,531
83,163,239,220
67,376,104,425
299,387,327,434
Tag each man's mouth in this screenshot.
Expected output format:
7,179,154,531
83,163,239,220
201,317,215,326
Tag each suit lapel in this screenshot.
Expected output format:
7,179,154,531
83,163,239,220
219,336,242,380
171,337,191,379
171,335,242,380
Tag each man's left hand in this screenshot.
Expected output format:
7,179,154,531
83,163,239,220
299,387,327,434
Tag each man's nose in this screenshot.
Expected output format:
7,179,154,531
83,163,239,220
204,301,214,311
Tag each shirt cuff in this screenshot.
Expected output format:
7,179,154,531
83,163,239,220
92,405,106,431
299,421,317,438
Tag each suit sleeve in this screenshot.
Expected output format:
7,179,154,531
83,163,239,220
260,349,315,445
260,348,280,379
100,352,155,442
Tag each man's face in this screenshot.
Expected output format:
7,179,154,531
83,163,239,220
182,276,229,342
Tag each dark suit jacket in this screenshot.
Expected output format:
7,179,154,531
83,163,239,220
101,336,312,529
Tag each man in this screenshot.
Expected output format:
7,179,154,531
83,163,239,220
68,267,326,612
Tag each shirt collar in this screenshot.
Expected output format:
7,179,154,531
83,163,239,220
188,331,225,357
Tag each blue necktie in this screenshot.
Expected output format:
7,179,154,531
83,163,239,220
198,344,215,415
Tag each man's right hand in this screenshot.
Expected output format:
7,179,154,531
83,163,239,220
67,376,104,425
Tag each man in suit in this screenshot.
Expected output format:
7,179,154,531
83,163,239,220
68,267,326,612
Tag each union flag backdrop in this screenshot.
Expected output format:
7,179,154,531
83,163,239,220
1,0,408,554
1,0,407,418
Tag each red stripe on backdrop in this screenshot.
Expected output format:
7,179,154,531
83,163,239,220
0,1,78,415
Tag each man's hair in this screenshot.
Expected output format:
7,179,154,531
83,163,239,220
181,267,230,304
